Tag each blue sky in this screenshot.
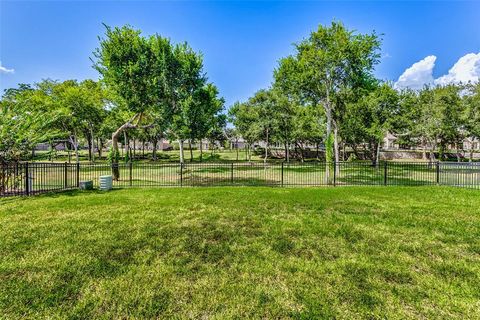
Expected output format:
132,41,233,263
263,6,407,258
1,1,479,106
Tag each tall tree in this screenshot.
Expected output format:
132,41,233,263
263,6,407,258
0,85,58,164
343,82,399,166
276,22,381,181
463,83,480,161
229,102,261,161
167,43,207,163
93,25,175,179
246,90,279,164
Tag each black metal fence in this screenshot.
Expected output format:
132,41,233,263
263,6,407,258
1,161,479,197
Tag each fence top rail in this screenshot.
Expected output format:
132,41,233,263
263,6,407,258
4,161,480,167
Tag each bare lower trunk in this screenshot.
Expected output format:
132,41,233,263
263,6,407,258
133,139,136,161
325,106,332,183
69,135,79,163
334,124,340,175
375,141,381,167
235,141,239,161
285,142,290,163
111,113,141,180
87,135,92,162
124,131,128,162
428,141,437,169
98,138,103,158
90,127,95,163
200,141,203,162
152,139,158,161
264,129,269,166
179,140,184,163
422,138,427,160
189,140,193,162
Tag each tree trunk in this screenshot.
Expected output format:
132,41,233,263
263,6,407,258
428,141,437,169
325,105,332,183
264,129,269,166
375,141,381,167
235,140,239,161
422,138,427,160
200,140,203,162
90,126,95,163
87,134,92,162
70,135,79,163
189,140,194,162
333,123,340,175
124,131,128,162
455,143,461,162
111,113,141,180
284,142,290,163
133,139,136,161
152,138,158,161
179,139,184,163
98,138,103,158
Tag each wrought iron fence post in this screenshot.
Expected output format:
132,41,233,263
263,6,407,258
231,163,234,184
333,162,336,187
76,162,80,187
281,162,284,187
24,162,29,196
180,162,183,187
436,161,440,185
129,161,133,187
384,161,388,186
64,162,68,189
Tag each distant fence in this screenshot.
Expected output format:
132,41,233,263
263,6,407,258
1,161,479,197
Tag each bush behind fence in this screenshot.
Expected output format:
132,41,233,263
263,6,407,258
1,161,479,197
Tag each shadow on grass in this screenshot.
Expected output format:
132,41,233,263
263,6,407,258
183,176,281,187
283,165,324,173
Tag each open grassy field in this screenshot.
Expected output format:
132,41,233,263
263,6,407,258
1,187,479,319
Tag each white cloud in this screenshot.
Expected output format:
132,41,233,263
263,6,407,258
0,61,15,74
394,55,436,90
434,53,480,86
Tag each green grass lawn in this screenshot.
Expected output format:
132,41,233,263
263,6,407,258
1,187,479,319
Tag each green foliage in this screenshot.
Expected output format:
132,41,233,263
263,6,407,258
93,25,165,115
342,82,399,163
463,83,480,143
0,84,60,163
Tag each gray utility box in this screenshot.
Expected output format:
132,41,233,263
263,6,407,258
79,180,93,190
99,175,113,191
